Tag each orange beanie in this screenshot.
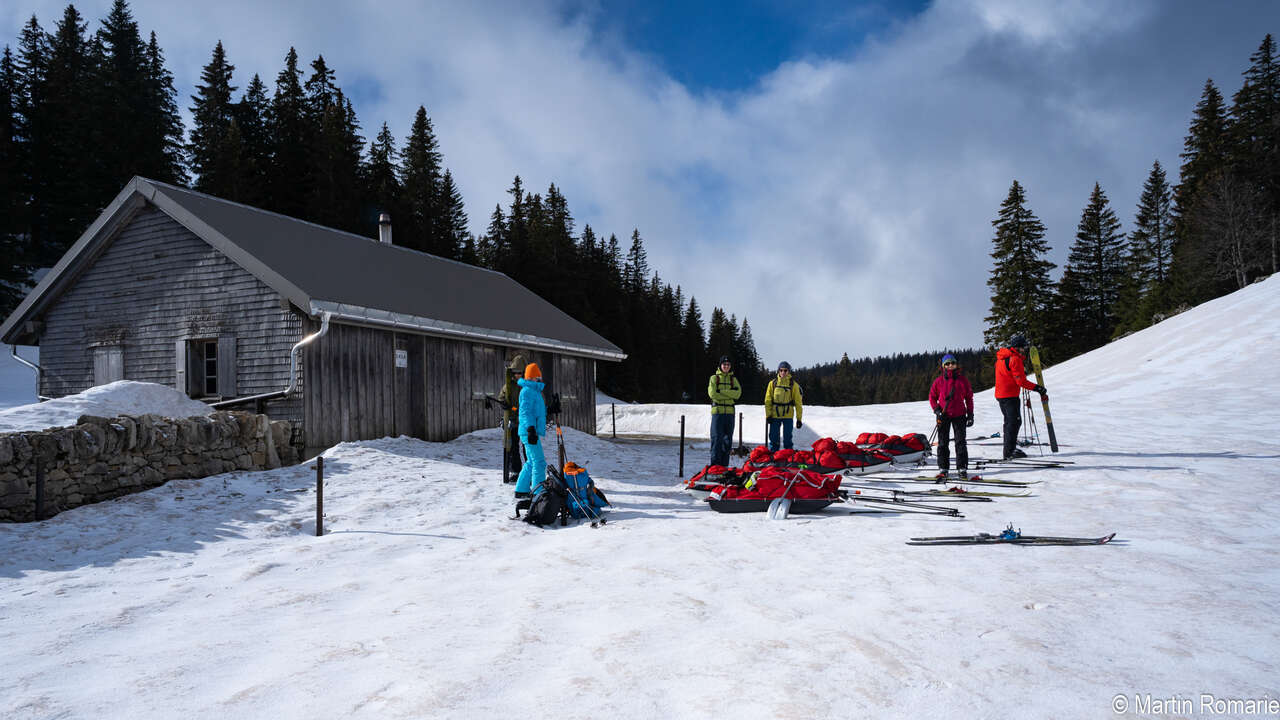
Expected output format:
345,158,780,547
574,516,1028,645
524,363,542,380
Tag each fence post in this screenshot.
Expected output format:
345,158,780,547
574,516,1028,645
34,457,45,522
679,415,685,477
316,456,324,537
611,403,616,439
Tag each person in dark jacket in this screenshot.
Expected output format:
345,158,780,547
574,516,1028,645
994,334,1047,460
928,353,975,479
707,356,741,466
496,352,527,483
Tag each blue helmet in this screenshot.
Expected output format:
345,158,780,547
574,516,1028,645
1009,334,1028,350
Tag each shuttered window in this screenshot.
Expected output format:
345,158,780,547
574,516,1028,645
175,337,237,398
93,345,124,386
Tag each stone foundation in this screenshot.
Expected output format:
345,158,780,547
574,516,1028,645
0,411,303,522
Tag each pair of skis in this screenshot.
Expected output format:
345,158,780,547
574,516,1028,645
1028,346,1059,453
909,524,1114,546
858,474,1038,488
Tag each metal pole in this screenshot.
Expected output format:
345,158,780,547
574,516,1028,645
316,456,324,537
611,403,616,439
679,415,685,477
738,412,743,448
34,458,45,521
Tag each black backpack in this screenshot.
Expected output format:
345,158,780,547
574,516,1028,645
522,480,567,527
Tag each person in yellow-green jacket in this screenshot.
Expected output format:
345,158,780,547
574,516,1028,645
764,361,804,451
707,355,741,466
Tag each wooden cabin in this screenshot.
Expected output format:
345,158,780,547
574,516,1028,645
0,177,625,455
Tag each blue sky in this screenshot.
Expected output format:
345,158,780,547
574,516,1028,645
576,0,930,92
2,1,1278,366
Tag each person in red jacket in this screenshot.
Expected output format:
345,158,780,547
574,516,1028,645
994,334,1047,460
929,354,975,479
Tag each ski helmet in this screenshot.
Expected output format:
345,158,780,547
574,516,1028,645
719,355,732,367
1008,334,1028,350
777,361,792,372
940,353,957,366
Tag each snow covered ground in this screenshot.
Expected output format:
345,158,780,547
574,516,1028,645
2,276,1280,718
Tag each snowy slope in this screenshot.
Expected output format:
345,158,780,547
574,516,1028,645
2,276,1279,719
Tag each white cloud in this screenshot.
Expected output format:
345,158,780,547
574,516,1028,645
3,0,1275,366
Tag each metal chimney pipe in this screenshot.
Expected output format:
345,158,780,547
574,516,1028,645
378,213,392,244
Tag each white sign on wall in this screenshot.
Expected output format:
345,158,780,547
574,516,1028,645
394,349,408,368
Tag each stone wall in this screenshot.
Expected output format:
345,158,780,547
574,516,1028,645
0,411,303,522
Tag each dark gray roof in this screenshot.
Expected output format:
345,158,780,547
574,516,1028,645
1,177,625,360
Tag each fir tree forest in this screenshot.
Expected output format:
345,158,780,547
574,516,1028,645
1,3,1276,405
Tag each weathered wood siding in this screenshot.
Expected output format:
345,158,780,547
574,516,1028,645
37,204,302,421
302,320,598,451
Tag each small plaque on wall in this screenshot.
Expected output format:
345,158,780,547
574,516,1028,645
395,349,408,368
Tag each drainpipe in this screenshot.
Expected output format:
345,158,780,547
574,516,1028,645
284,311,331,396
10,345,51,401
210,312,331,409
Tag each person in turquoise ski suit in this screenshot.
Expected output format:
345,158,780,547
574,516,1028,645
514,363,548,496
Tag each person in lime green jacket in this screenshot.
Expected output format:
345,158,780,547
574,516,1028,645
764,361,803,450
707,355,741,466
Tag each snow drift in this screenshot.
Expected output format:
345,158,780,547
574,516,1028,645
0,379,214,433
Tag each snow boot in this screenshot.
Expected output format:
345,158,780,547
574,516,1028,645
958,470,968,480
935,470,949,480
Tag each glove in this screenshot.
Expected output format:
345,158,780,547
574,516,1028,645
526,427,537,445
795,420,802,429
1034,384,1047,396
934,409,945,422
965,414,974,428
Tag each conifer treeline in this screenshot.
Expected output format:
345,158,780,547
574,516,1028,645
793,350,996,408
0,1,764,403
1,1,185,313
985,33,1278,364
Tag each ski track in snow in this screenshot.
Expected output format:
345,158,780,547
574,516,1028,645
2,277,1280,718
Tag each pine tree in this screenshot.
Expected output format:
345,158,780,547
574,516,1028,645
362,122,401,238
624,229,648,293
1169,79,1231,305
35,7,97,266
680,297,705,401
734,318,764,402
141,31,185,184
478,203,505,269
267,48,309,217
0,45,32,317
94,0,185,189
188,41,237,192
1055,183,1126,355
983,180,1055,349
440,169,468,259
1117,160,1175,333
401,106,443,255
706,307,735,370
1229,34,1280,276
309,88,362,232
229,74,270,205
14,15,52,266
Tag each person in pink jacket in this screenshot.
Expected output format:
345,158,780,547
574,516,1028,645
928,354,975,480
